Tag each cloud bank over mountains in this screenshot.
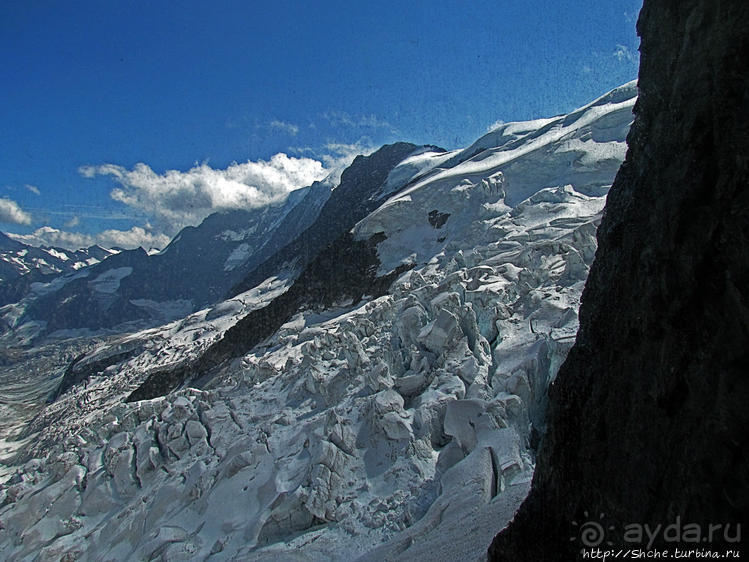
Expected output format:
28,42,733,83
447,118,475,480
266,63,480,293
78,153,328,234
5,151,343,251
8,225,171,251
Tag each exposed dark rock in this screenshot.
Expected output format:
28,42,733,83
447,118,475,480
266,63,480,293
242,179,332,275
0,231,24,253
0,269,52,310
490,1,749,559
126,142,422,402
0,232,114,308
24,248,152,333
6,143,421,339
50,143,419,401
427,210,450,229
49,345,142,401
119,183,328,305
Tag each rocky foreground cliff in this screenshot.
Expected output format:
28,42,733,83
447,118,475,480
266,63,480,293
490,1,749,559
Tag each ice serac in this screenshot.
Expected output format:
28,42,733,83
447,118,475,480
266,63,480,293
0,84,637,561
490,1,749,559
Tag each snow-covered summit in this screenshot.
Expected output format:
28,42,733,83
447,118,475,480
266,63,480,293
0,233,118,305
355,80,636,274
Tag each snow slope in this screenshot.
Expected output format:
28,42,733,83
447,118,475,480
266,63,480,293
0,82,636,561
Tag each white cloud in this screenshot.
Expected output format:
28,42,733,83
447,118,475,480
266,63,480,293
79,153,328,236
289,140,377,174
53,143,373,251
64,216,80,228
358,114,396,130
79,166,97,179
486,119,505,133
614,44,638,64
8,225,171,251
95,226,171,249
269,120,299,136
0,198,32,225
8,227,89,249
322,111,397,133
6,143,377,252
25,184,40,195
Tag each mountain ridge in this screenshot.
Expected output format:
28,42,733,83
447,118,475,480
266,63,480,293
0,177,334,342
228,142,422,298
0,232,117,308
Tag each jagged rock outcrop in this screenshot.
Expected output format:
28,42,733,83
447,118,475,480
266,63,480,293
125,231,412,401
0,232,115,308
490,1,749,559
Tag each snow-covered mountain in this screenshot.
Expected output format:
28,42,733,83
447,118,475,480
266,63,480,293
0,81,636,560
0,177,335,343
0,232,117,308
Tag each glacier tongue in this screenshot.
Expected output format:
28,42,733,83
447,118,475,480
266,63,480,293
0,83,635,561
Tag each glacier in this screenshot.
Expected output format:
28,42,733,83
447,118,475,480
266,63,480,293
0,81,636,561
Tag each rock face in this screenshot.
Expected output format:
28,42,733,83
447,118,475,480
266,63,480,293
123,143,423,401
490,1,749,559
125,231,411,402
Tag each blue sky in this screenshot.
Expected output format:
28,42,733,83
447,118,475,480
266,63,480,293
1,0,642,249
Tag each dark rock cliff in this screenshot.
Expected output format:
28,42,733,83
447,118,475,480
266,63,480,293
25,247,151,332
490,1,749,559
53,143,419,401
0,233,113,308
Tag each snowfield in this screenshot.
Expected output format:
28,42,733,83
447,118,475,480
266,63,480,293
0,82,636,561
